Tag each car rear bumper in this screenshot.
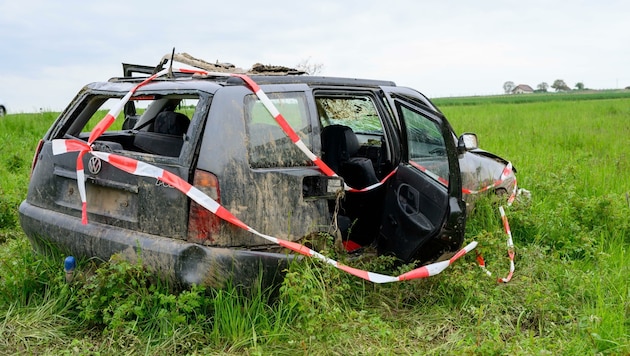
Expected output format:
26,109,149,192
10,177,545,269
18,201,291,289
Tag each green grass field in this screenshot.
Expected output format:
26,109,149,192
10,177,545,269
0,92,628,354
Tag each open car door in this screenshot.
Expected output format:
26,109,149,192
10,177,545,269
378,89,466,263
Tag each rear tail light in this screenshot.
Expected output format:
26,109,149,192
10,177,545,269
187,169,221,242
29,139,44,178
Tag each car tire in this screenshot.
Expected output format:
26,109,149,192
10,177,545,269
0,106,6,117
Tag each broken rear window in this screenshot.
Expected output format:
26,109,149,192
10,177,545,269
60,93,201,158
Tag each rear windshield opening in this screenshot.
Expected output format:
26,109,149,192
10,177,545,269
61,94,201,158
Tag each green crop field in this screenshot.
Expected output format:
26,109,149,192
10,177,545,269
0,92,628,355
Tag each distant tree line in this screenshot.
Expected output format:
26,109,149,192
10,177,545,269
503,80,586,94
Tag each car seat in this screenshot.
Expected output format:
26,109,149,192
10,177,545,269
321,124,379,189
153,111,190,136
321,124,384,246
133,111,190,157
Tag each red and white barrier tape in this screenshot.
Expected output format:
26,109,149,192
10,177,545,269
471,206,516,283
462,162,514,196
94,151,479,283
409,160,519,282
507,177,518,206
50,68,477,283
498,206,515,283
475,251,492,276
410,160,518,203
409,161,449,186
231,73,396,193
60,149,477,283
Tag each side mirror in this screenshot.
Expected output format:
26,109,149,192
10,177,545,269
458,133,478,153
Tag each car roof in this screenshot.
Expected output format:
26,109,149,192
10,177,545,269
101,77,225,93
107,73,396,90
244,75,396,88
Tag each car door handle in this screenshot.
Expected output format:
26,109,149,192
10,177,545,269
398,184,420,215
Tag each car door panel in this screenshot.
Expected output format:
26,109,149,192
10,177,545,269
377,88,465,263
379,163,448,262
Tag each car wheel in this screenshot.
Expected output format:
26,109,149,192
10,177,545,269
0,106,6,117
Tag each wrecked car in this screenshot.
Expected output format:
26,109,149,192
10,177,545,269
19,53,515,287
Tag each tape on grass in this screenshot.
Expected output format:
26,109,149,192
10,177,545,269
409,161,519,283
498,206,515,283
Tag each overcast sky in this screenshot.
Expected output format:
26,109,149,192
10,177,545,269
1,0,629,113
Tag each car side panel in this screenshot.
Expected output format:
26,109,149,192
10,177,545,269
195,86,331,247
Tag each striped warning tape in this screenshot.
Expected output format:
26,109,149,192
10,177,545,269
470,206,517,283
409,160,519,283
186,66,520,206
475,251,492,276
231,73,396,193
471,205,518,283
50,67,477,283
85,150,477,283
409,160,517,201
462,162,515,196
53,69,170,223
498,205,515,283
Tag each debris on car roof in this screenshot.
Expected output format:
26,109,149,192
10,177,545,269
249,63,306,75
158,52,306,76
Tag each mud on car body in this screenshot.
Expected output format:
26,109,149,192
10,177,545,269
19,55,513,288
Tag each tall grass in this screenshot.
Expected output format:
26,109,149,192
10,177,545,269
0,92,628,354
432,89,630,106
443,98,630,192
0,112,58,232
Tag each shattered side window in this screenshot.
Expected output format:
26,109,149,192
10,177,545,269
245,92,312,168
316,96,383,134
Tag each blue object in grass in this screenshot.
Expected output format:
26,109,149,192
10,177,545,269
64,256,76,283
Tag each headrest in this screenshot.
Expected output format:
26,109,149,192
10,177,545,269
153,111,190,136
322,124,360,157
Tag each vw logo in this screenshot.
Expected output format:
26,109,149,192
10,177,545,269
87,156,102,175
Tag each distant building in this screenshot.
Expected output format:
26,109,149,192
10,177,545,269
512,84,534,94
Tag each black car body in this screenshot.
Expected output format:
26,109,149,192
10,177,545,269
19,55,511,287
